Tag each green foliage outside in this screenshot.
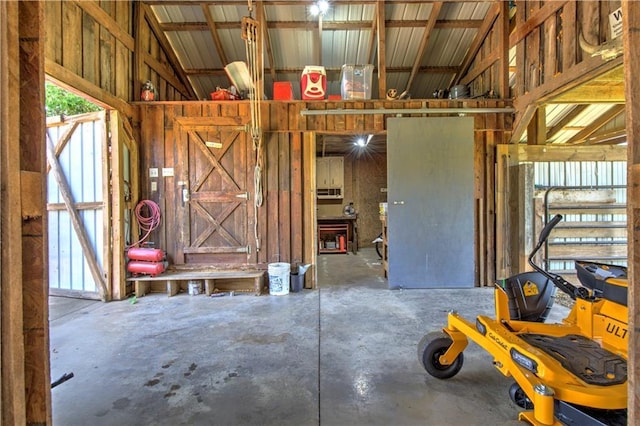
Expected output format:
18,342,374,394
45,82,102,117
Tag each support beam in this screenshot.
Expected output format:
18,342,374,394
367,5,377,65
142,3,197,99
527,106,546,145
201,3,228,65
158,18,485,32
546,104,589,140
405,2,442,94
511,55,624,143
257,1,277,83
566,105,625,144
45,59,135,118
497,0,510,99
18,1,50,423
622,2,640,421
451,2,499,87
376,0,386,98
1,1,27,423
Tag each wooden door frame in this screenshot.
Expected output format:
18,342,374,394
303,132,318,288
110,110,140,300
495,144,627,279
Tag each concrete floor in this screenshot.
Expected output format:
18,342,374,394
50,247,570,426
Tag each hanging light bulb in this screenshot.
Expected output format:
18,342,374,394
318,0,329,15
310,0,329,17
354,135,373,148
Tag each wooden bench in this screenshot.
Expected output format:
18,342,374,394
126,270,266,297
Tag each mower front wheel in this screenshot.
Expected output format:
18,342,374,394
418,332,464,379
509,383,533,409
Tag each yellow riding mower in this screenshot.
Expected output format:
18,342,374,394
418,214,627,425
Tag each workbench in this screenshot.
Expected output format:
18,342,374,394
317,216,358,254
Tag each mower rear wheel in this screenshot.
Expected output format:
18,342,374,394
509,383,534,409
418,332,464,379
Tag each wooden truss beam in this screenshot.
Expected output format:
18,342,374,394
405,2,442,94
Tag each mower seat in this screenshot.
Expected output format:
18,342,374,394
499,271,557,322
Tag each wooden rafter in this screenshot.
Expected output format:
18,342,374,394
367,3,378,65
451,2,499,87
157,18,484,32
257,1,276,83
141,3,197,99
585,129,627,146
376,0,386,98
405,2,442,94
201,3,228,65
511,55,624,143
546,104,589,140
184,65,458,76
566,104,625,144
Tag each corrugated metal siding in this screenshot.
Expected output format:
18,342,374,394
47,115,105,294
535,160,627,270
150,1,498,100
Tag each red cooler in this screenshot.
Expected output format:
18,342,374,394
301,66,326,100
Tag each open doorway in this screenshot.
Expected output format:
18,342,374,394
314,133,388,281
45,82,139,301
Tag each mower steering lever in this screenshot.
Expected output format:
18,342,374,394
528,214,590,301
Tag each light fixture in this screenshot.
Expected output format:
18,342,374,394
310,0,329,17
354,134,373,148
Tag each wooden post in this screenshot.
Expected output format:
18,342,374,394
622,2,640,423
18,0,50,423
1,1,27,423
376,0,386,99
498,0,510,99
303,132,317,288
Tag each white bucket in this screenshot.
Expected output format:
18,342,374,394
188,280,202,296
268,262,290,296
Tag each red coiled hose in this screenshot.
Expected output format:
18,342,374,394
128,199,161,248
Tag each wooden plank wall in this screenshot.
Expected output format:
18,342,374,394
43,0,191,119
136,99,512,287
507,0,624,141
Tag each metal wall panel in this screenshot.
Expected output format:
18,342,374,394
47,114,105,295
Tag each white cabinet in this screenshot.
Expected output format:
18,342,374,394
316,157,344,199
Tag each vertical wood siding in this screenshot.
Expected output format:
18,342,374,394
44,0,191,115
137,99,511,286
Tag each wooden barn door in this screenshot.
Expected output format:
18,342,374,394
46,112,109,300
175,117,254,265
